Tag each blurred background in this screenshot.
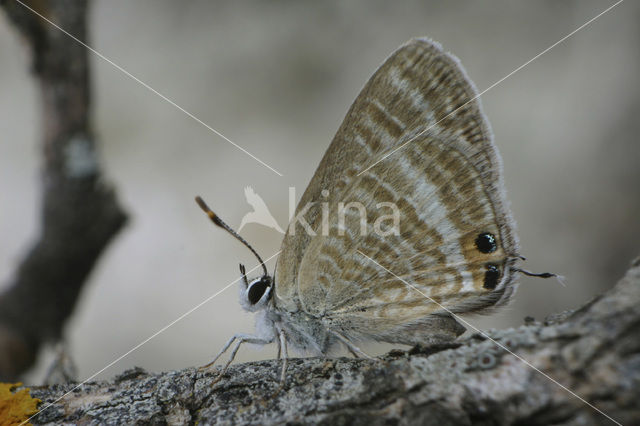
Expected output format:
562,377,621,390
0,0,638,382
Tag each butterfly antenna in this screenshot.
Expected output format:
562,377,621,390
195,196,268,277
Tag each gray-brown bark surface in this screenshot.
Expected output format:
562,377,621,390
25,256,640,425
0,0,127,380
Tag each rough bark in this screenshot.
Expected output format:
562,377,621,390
0,0,127,380
22,256,640,425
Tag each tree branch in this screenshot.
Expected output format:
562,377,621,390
0,0,127,380
26,256,640,425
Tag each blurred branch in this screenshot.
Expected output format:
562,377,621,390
26,256,640,424
0,0,127,380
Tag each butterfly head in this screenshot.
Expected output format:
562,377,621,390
238,263,273,311
196,196,274,312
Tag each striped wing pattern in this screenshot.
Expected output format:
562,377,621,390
275,38,518,344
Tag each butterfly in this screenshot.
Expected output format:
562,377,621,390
196,37,552,385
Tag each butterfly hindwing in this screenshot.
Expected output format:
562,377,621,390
275,38,518,344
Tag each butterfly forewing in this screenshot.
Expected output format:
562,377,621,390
275,38,519,345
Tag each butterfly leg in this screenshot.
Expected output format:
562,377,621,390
275,333,282,360
346,346,362,358
331,330,373,359
199,334,238,371
278,330,289,384
272,329,289,397
199,333,274,384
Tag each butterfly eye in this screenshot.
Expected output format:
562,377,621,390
483,264,501,289
475,232,497,254
247,278,271,304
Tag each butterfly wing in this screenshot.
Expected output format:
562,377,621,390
275,38,519,344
